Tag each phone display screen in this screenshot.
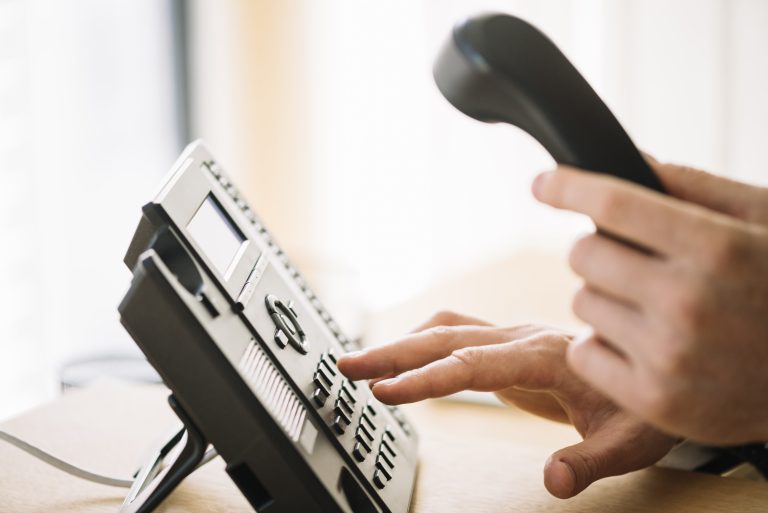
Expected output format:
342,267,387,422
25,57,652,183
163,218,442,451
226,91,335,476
187,195,245,275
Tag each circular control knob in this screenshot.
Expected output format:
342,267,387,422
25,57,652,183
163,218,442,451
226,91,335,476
265,294,309,354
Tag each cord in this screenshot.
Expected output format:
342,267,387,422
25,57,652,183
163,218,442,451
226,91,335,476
0,429,219,488
0,429,133,487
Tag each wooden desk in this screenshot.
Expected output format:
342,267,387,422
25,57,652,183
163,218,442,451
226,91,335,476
1,381,766,512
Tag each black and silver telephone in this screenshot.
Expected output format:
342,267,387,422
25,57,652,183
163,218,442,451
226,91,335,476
118,141,418,513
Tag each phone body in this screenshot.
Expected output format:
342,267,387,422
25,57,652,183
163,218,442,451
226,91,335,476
119,141,418,513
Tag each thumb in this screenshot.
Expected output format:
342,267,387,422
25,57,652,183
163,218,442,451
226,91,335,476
646,156,756,221
543,415,675,499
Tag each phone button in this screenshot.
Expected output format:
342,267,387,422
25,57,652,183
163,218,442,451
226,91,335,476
352,441,370,462
376,451,394,470
360,413,376,432
375,461,392,480
380,439,397,459
312,387,328,408
373,469,391,489
335,397,353,415
331,415,349,435
265,294,309,354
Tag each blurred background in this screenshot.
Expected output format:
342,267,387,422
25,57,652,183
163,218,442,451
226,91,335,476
1,0,767,420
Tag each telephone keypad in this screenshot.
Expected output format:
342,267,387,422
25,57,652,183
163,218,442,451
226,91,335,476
309,346,412,495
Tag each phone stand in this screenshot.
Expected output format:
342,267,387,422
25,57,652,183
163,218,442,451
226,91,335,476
119,395,209,513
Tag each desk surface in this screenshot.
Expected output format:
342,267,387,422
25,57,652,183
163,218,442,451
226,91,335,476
1,381,766,512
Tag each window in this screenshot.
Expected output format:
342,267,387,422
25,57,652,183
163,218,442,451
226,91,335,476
0,0,186,419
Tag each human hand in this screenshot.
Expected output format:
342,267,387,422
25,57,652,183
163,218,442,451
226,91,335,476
533,158,768,445
337,312,676,498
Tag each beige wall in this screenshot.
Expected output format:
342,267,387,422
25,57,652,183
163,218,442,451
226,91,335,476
188,1,317,265
186,1,768,341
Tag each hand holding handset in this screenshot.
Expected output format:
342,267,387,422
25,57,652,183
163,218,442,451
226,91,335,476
433,13,665,193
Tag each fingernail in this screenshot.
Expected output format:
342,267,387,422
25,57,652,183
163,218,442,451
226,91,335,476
532,171,554,198
340,350,363,360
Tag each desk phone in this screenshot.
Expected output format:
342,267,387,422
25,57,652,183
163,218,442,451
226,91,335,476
118,141,418,513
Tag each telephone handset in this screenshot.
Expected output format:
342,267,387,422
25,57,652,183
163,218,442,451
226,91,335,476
433,13,666,193
119,141,417,513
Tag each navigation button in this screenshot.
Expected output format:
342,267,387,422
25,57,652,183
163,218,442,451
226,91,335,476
274,329,289,349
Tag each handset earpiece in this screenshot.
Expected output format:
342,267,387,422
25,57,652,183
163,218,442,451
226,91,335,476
433,13,665,193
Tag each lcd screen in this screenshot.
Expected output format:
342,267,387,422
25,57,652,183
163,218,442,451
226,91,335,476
187,195,245,275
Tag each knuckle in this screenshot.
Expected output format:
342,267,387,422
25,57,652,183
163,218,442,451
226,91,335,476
425,325,455,341
593,189,624,222
448,347,482,388
704,230,745,271
661,283,708,336
404,366,435,397
450,347,482,368
428,310,461,326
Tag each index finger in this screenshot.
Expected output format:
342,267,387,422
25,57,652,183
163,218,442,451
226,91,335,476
533,167,728,256
371,336,566,404
337,324,541,381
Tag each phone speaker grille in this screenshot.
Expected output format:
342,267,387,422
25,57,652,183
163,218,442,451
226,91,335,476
238,340,307,442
